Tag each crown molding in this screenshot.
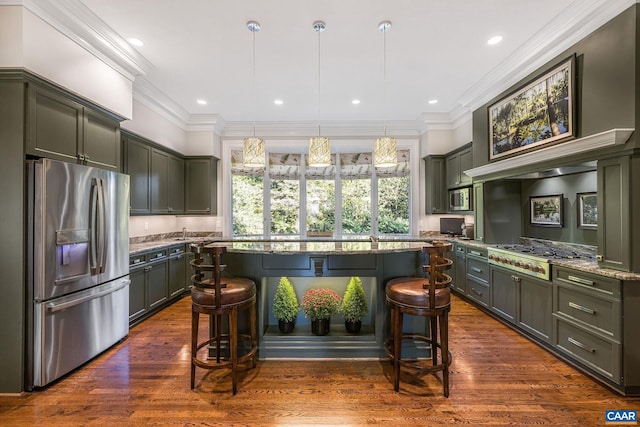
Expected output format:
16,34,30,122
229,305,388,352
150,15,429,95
458,0,636,112
222,120,420,140
16,0,153,81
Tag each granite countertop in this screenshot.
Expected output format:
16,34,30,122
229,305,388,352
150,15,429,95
128,232,640,281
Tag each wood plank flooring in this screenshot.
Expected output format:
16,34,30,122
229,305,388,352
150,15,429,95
1,294,638,426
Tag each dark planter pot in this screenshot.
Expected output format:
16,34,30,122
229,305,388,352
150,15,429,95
311,318,331,336
278,319,295,334
345,320,362,334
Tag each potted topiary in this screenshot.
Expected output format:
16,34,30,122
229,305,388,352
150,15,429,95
272,277,300,334
301,288,342,336
341,276,368,333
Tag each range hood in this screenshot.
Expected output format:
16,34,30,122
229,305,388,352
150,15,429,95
465,128,634,181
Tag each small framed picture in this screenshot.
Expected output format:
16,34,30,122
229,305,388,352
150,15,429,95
530,194,563,227
577,192,597,229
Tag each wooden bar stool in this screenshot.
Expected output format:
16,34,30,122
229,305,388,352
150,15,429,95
189,243,257,394
384,241,453,396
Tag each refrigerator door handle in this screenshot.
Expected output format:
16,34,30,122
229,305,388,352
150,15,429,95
46,279,130,313
97,178,107,274
89,178,99,275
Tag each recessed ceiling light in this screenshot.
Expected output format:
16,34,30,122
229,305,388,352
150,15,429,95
428,99,438,105
352,99,361,105
487,35,503,45
274,99,283,105
196,99,207,105
128,37,144,47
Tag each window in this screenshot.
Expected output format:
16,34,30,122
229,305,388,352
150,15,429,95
231,149,411,238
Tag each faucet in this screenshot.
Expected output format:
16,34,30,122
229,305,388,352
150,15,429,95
182,227,187,240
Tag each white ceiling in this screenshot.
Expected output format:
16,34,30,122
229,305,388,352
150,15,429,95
66,0,629,130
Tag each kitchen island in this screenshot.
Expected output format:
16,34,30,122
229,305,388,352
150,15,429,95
216,238,441,359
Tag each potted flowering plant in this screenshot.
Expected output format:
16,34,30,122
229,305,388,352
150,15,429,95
272,277,300,334
301,288,342,336
341,276,368,333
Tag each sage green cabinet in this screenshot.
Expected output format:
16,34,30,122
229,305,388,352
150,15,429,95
489,265,517,323
446,144,472,188
26,83,121,171
473,183,484,242
168,245,187,299
185,156,218,215
424,155,446,214
453,245,467,294
465,248,489,307
517,275,552,343
128,256,147,323
123,135,152,215
597,156,631,271
552,266,622,384
146,250,169,311
151,149,185,214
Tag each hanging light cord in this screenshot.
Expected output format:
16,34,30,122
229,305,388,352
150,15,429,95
382,23,388,137
317,24,321,137
252,26,256,138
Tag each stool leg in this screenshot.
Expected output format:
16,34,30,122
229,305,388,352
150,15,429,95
393,307,403,392
214,314,222,363
230,307,238,395
191,309,199,389
430,314,438,365
250,300,257,369
440,310,450,398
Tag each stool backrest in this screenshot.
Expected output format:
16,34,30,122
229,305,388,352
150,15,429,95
190,243,228,307
421,241,453,308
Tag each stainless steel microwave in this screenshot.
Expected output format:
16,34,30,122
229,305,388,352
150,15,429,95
449,187,472,211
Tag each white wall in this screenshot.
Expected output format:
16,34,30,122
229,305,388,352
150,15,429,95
129,215,223,238
121,100,188,153
0,6,134,118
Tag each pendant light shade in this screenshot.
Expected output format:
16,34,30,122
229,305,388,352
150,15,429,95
374,136,397,168
243,137,265,167
243,20,265,167
374,20,397,168
308,136,331,167
309,20,331,168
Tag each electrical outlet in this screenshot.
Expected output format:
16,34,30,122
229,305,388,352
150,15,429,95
144,222,149,231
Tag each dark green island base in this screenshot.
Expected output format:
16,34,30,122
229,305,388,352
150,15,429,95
220,240,437,359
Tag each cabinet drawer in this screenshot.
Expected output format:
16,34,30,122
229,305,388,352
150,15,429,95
555,318,621,384
129,254,147,268
467,257,489,283
454,244,466,256
554,284,620,340
553,266,620,298
147,249,169,263
466,247,487,258
466,278,490,307
168,244,185,256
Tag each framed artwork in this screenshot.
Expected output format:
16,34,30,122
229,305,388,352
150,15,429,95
577,192,597,229
489,55,575,161
530,194,563,227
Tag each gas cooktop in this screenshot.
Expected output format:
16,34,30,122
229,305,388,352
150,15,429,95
492,244,595,260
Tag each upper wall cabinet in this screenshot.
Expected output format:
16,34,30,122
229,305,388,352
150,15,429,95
424,155,447,214
123,131,216,216
185,157,218,215
446,143,473,189
25,83,121,171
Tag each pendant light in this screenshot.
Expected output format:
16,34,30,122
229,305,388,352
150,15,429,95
374,20,398,168
308,20,331,168
243,20,265,168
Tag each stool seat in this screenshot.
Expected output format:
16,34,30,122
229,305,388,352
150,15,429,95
386,277,451,309
191,278,256,307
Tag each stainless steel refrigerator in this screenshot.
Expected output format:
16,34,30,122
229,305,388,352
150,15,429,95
26,158,130,389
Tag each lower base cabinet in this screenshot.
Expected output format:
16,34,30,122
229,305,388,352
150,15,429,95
129,245,186,326
490,266,517,323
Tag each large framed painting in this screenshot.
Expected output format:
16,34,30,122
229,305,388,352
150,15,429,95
489,56,575,161
530,194,563,227
577,192,597,229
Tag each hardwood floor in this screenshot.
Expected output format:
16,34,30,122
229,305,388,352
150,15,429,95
1,294,638,426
